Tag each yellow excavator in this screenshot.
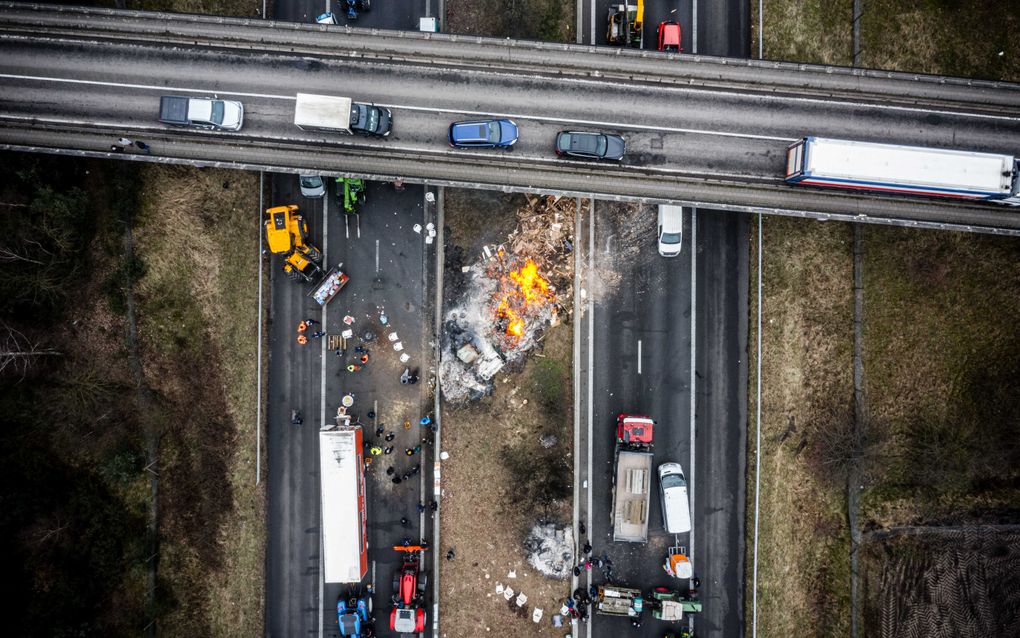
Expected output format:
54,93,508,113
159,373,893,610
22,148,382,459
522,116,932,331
264,205,324,282
607,0,643,47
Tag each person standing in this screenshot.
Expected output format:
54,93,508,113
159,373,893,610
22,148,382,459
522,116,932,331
117,137,133,147
134,140,151,154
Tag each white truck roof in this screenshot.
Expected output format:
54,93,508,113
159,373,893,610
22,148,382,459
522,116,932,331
320,427,366,583
802,137,1015,194
294,93,353,132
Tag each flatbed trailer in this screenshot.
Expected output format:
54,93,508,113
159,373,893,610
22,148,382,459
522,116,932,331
611,414,654,542
595,585,643,617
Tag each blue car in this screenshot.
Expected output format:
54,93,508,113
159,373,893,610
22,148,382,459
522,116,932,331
448,119,518,148
337,593,373,637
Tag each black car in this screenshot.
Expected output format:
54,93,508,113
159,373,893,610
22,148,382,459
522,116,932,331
554,131,626,161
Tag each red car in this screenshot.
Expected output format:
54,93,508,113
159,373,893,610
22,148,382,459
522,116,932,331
657,21,682,53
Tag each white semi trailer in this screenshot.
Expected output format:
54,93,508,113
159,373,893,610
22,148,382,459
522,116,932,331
785,137,1020,204
320,425,368,583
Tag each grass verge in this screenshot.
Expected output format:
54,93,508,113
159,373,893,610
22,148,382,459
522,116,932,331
861,227,1020,526
752,0,853,65
445,0,575,41
132,165,264,637
860,0,1020,82
747,216,854,637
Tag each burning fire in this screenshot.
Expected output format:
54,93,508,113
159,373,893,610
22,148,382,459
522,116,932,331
495,258,555,343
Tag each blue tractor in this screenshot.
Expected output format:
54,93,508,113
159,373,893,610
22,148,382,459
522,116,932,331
337,591,374,637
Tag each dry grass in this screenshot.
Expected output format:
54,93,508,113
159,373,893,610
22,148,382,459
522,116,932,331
439,189,575,637
123,0,263,19
860,227,1020,526
860,0,1020,82
753,0,854,65
445,0,575,41
132,165,264,637
439,324,573,637
747,216,855,637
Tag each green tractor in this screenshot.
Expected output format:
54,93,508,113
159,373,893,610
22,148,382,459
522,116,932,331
647,586,702,622
337,177,366,215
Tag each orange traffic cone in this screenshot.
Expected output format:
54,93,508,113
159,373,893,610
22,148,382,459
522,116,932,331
297,334,308,345
298,321,308,332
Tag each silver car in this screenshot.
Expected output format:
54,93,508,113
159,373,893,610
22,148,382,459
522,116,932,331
657,204,684,257
299,175,325,198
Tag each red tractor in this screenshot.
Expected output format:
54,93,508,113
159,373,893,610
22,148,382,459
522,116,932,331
390,546,427,635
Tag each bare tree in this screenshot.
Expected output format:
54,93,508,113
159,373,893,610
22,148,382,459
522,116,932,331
0,322,61,380
0,246,44,265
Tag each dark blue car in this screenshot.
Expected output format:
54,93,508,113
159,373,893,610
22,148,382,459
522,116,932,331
448,119,518,148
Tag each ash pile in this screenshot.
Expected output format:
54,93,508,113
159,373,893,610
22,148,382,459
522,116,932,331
523,522,575,580
440,195,578,402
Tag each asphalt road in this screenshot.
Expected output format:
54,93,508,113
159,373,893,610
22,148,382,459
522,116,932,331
582,2,749,638
266,3,438,637
265,176,436,638
588,201,698,638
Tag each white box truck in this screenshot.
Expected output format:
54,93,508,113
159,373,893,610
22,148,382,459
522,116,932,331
294,93,392,137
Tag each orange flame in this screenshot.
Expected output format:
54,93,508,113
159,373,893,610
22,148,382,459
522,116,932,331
495,258,554,343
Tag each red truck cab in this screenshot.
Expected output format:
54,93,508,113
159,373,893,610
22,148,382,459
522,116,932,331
617,414,655,447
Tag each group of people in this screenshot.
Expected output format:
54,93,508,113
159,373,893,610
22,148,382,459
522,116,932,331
295,318,322,345
110,136,151,154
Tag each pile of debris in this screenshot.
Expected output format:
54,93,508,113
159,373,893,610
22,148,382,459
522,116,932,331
523,523,575,580
440,195,579,402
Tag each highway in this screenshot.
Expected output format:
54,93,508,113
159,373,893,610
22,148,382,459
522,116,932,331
263,5,440,638
2,4,1020,230
578,2,748,638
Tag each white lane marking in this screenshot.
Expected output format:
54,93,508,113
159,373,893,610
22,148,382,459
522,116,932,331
571,197,582,607
688,207,697,636
2,71,1015,124
637,339,643,375
586,196,595,638
691,0,698,55
590,0,596,46
751,213,763,638
256,174,264,485
319,177,330,638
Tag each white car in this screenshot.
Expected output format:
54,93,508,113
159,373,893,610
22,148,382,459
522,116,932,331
299,175,325,198
657,204,684,257
658,462,692,534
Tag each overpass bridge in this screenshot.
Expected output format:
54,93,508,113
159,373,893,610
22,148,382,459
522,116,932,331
2,2,1020,233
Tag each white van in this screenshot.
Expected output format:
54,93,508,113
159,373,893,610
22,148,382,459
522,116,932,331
657,205,684,257
658,462,692,534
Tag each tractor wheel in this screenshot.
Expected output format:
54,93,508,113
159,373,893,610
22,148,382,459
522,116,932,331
286,268,301,281
392,574,400,594
361,0,371,11
306,247,323,262
417,574,428,592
